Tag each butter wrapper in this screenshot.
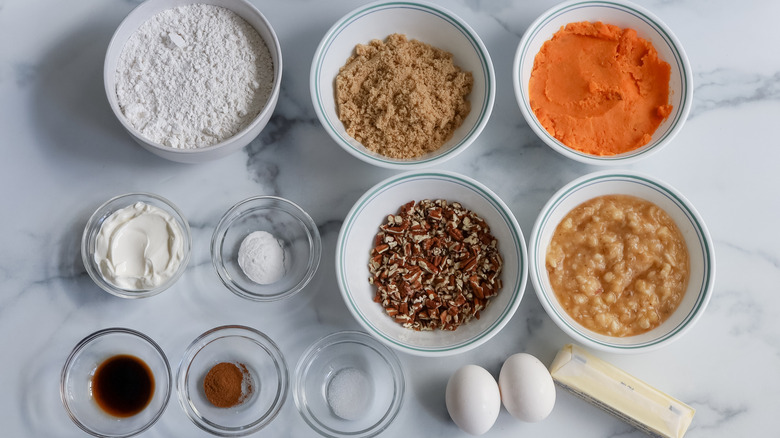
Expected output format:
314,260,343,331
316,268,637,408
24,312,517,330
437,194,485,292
549,344,694,438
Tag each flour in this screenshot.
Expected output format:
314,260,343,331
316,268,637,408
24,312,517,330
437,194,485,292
115,4,274,149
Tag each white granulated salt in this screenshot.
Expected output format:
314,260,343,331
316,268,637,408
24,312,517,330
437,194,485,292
326,367,371,421
115,4,274,149
237,231,285,285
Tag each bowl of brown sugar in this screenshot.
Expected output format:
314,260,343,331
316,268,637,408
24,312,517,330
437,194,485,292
176,325,288,436
311,1,495,169
528,171,715,353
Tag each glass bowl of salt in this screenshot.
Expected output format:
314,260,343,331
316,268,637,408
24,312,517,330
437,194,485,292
293,331,405,438
211,196,322,302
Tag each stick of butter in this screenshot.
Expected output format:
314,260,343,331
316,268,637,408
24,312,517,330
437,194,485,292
549,344,695,438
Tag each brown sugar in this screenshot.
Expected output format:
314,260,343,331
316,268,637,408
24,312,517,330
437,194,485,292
335,33,473,159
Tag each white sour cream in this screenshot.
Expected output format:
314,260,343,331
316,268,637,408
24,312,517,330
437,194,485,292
94,201,185,290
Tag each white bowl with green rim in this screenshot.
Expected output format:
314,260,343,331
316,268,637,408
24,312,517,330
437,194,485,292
512,0,692,165
528,170,715,353
311,1,495,169
336,171,527,357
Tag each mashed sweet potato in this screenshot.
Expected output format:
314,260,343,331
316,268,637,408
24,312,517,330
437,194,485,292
529,21,672,156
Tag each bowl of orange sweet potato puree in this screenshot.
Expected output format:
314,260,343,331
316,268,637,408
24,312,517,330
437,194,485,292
513,0,693,165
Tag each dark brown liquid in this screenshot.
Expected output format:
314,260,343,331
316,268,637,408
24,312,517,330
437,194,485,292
92,355,155,417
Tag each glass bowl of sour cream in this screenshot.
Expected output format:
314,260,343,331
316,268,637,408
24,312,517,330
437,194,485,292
82,192,192,299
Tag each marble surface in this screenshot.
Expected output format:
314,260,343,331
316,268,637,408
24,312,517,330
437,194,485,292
1,0,778,436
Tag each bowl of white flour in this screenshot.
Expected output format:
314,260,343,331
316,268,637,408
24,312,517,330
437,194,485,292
104,0,282,163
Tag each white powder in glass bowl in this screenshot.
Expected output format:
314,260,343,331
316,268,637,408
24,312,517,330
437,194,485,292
237,231,285,285
115,4,274,149
326,367,371,421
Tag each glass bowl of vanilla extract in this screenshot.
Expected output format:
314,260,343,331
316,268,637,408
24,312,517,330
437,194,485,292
61,328,172,437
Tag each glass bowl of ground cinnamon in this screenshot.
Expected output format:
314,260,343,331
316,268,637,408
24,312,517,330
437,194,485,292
176,325,289,436
311,1,495,169
512,0,693,165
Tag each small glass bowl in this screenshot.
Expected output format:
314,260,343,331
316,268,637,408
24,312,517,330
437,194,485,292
211,196,322,301
81,192,192,299
176,325,289,436
293,331,405,438
60,328,172,438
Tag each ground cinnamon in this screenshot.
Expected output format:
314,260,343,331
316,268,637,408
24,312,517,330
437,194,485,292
203,362,252,408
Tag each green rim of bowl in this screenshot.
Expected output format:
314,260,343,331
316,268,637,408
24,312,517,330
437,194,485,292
530,172,714,351
515,0,692,163
312,1,494,167
336,171,527,355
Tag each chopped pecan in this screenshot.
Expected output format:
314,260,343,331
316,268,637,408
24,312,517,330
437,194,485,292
367,199,504,331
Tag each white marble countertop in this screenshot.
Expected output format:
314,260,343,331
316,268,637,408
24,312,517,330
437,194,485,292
1,0,778,436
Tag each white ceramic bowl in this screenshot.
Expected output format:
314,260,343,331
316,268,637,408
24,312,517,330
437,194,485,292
311,1,495,169
513,0,692,165
528,171,715,353
104,0,282,163
336,171,527,357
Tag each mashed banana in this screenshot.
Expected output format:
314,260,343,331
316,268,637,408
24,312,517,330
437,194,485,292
546,195,689,336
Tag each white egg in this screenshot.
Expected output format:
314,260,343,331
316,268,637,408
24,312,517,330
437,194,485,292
498,353,556,422
445,364,501,435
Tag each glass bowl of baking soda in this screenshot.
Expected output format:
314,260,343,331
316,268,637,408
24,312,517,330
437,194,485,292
211,196,322,302
293,331,405,438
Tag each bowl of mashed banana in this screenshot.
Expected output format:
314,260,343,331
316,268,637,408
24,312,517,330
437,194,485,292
528,171,715,353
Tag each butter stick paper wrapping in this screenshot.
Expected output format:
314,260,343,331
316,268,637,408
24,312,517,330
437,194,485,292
549,344,695,438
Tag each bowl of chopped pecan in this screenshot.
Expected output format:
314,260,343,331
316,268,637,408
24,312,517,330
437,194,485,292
336,170,527,356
